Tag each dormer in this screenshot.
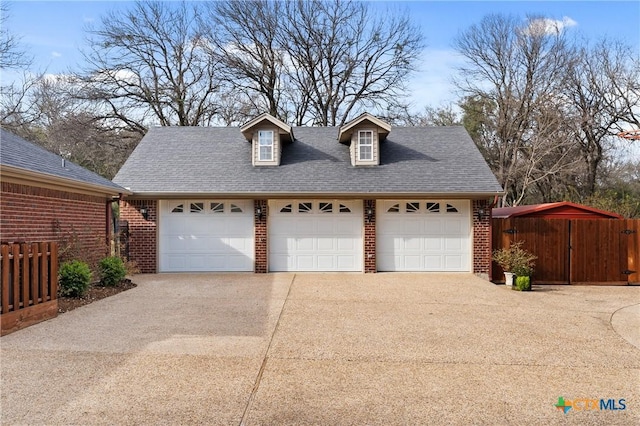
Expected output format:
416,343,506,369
240,113,294,166
338,113,391,166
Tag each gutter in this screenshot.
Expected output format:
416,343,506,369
1,164,132,197
119,190,506,200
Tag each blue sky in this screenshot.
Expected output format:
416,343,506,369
3,0,640,109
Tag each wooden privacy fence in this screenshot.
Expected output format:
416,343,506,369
492,218,639,285
1,242,58,336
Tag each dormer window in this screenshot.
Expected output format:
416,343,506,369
258,130,274,161
338,112,391,166
358,130,373,161
240,113,294,167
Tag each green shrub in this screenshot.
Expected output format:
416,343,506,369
99,256,127,287
59,260,92,297
514,275,531,291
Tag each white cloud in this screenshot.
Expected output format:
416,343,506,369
51,51,62,58
83,15,94,24
525,16,578,36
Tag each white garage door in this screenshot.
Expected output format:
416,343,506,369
159,200,254,272
377,200,471,271
269,200,363,271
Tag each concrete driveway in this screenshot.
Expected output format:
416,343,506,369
1,273,638,425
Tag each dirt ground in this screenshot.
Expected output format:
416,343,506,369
57,278,137,313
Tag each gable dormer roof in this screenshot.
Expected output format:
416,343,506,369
240,113,294,142
338,112,391,143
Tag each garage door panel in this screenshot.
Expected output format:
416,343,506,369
317,220,336,234
317,237,335,251
378,200,470,272
336,218,359,234
295,238,314,251
444,219,463,233
403,238,421,250
296,255,315,270
404,219,422,234
403,255,422,270
445,256,464,270
317,255,335,270
336,238,356,251
445,237,462,251
337,255,358,269
424,220,442,234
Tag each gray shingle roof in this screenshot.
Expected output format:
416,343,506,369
113,126,503,197
0,128,126,193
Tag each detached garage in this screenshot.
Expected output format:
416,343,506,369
114,113,503,277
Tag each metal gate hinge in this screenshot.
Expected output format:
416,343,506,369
622,270,636,275
621,229,637,235
504,228,517,234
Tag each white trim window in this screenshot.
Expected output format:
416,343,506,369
258,130,274,161
358,130,373,161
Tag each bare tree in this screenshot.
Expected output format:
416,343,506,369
0,3,31,69
455,14,575,205
77,1,220,132
282,0,423,126
2,74,140,179
564,39,640,196
205,0,289,121
203,0,423,126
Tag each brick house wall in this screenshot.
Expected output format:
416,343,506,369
472,199,492,279
120,200,157,273
364,199,376,273
254,200,267,273
0,182,110,267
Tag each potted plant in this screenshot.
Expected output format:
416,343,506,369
492,241,536,287
512,264,534,291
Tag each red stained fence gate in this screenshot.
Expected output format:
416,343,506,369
0,242,58,336
492,219,639,285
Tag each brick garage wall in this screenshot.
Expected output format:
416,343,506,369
364,199,376,273
0,182,109,267
254,200,267,273
120,200,157,273
472,199,492,279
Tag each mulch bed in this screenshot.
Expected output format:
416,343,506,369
57,278,137,313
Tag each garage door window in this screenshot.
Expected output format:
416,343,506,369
446,204,459,213
190,202,204,213
339,204,351,213
426,202,440,213
319,202,333,213
298,202,312,213
210,202,224,213
171,203,184,213
230,204,243,213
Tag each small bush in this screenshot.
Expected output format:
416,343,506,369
59,260,92,297
99,256,127,287
514,275,531,291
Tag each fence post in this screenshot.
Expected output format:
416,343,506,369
39,242,48,302
50,243,58,299
30,243,39,305
21,243,29,309
11,244,20,310
1,245,9,313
